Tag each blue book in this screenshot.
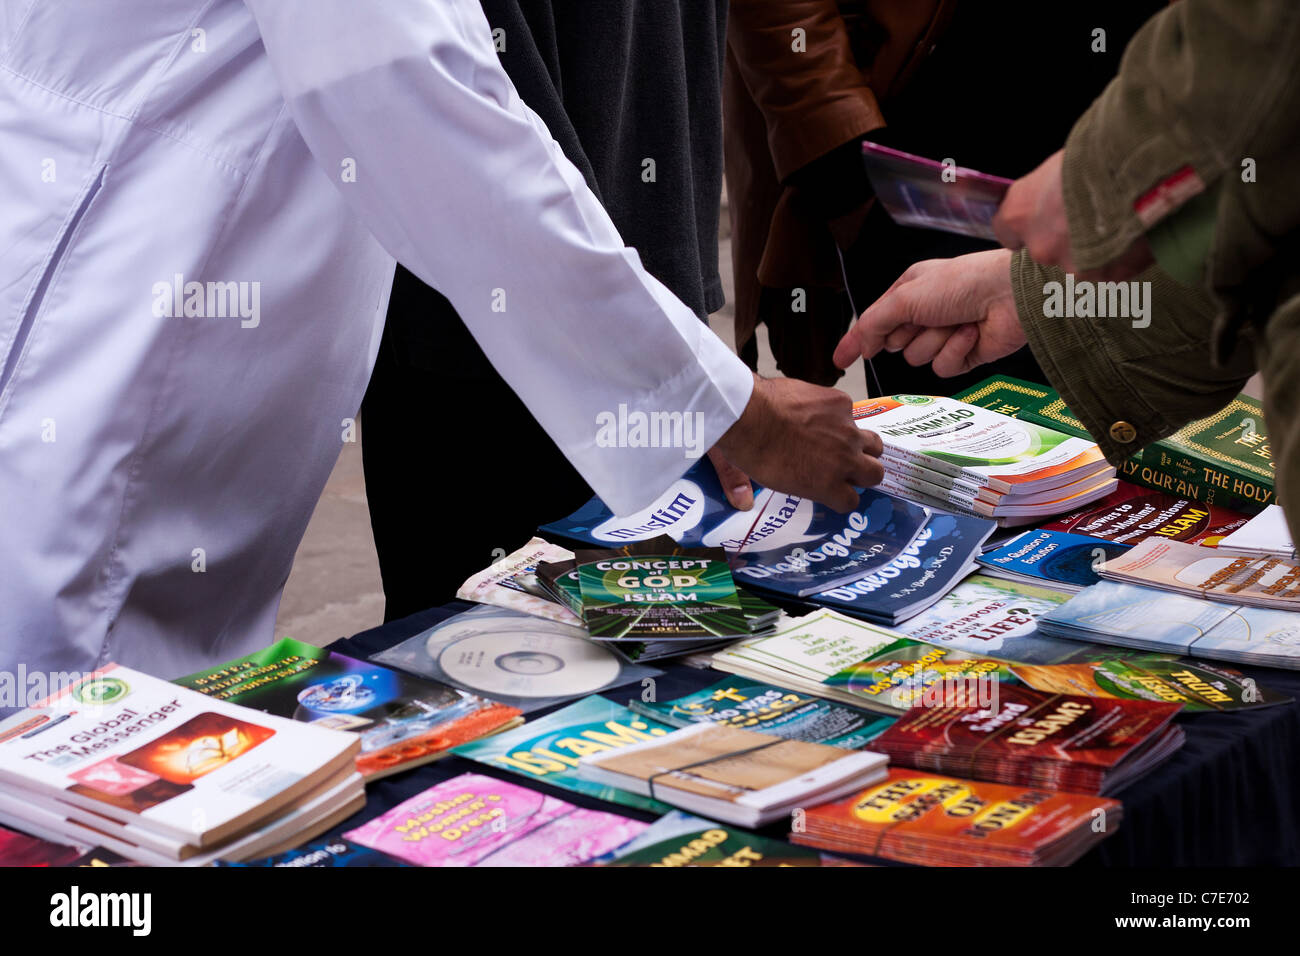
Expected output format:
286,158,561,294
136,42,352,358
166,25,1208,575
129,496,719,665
977,529,1131,593
216,839,409,867
540,460,930,598
809,513,995,624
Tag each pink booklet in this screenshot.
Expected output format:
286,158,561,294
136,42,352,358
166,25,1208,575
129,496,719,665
344,772,647,867
861,142,1012,241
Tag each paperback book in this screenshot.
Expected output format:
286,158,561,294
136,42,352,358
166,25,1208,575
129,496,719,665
176,637,522,780
628,675,893,749
860,142,1012,240
216,838,409,867
869,686,1184,795
540,458,931,598
576,723,889,827
977,529,1132,594
456,537,583,625
1097,538,1300,610
1041,480,1249,546
790,768,1122,866
453,695,675,813
344,773,647,867
1219,505,1296,558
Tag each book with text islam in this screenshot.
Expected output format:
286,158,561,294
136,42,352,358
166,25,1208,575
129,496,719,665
953,375,1274,514
852,395,1118,522
175,637,523,781
0,665,359,853
540,458,931,598
789,768,1121,866
1040,479,1250,547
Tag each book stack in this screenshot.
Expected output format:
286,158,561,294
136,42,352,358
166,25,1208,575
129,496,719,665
867,686,1184,795
1038,582,1300,670
0,666,363,866
1098,538,1300,610
954,375,1274,515
790,768,1122,866
1220,505,1296,559
853,395,1118,526
576,723,889,827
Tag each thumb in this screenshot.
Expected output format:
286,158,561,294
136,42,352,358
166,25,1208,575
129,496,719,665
707,447,754,511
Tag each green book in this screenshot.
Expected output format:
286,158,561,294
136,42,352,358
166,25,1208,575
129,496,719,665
954,375,1273,514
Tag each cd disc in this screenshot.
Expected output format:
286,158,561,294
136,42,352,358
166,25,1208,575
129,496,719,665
434,625,622,699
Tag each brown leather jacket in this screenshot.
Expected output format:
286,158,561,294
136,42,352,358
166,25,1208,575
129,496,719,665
725,0,955,374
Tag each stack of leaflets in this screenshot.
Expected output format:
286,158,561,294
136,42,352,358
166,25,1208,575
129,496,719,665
1097,538,1300,610
597,810,856,867
808,512,996,625
853,395,1118,526
1041,480,1250,547
868,686,1184,795
1038,582,1300,670
577,723,889,827
0,666,363,866
344,773,647,867
629,675,893,749
1219,505,1296,559
175,638,523,780
540,458,932,600
977,529,1131,594
790,768,1121,866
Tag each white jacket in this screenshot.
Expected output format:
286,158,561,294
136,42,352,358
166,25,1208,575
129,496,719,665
0,0,752,683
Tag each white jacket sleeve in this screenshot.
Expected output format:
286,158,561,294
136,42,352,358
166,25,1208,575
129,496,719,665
244,0,753,514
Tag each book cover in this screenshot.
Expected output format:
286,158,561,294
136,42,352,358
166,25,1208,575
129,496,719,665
215,838,409,867
810,512,995,624
860,142,1012,240
540,459,930,598
791,768,1121,866
453,696,675,813
629,675,892,749
175,637,522,780
954,376,1274,514
343,773,647,867
457,537,582,625
978,529,1131,591
1041,480,1249,546
0,665,358,847
599,810,854,867
853,394,1109,494
1098,538,1300,609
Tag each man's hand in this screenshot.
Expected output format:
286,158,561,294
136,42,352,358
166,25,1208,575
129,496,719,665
993,149,1152,280
714,375,884,513
833,249,1026,378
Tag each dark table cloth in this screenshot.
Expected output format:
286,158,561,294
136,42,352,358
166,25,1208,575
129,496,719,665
324,602,1300,866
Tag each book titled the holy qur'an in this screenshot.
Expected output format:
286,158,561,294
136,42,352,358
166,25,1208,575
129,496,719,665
0,665,359,848
576,723,888,828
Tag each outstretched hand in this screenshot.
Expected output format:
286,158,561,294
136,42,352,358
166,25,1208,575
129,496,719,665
833,249,1026,378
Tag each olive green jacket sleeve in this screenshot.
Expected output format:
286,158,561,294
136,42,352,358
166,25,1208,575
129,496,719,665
1010,251,1256,466
1061,0,1300,273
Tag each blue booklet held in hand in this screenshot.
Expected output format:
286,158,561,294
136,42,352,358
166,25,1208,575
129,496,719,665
540,460,930,598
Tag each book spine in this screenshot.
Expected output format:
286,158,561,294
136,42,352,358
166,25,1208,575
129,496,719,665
879,440,983,485
882,453,984,496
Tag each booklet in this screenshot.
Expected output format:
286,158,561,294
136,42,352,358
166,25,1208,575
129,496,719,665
628,675,893,749
791,768,1121,866
0,666,359,849
540,458,931,598
860,142,1012,240
1039,581,1300,670
869,686,1184,795
1098,538,1300,610
1042,480,1250,547
577,723,889,828
808,512,995,625
1219,504,1296,558
453,696,675,813
457,537,582,626
175,637,522,780
216,838,409,868
597,810,856,867
344,773,647,867
853,395,1115,499
977,529,1132,594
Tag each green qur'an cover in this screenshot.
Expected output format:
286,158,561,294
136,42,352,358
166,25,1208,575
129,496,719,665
452,696,674,813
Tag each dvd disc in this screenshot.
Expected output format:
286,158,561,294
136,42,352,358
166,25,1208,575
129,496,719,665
434,625,622,699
